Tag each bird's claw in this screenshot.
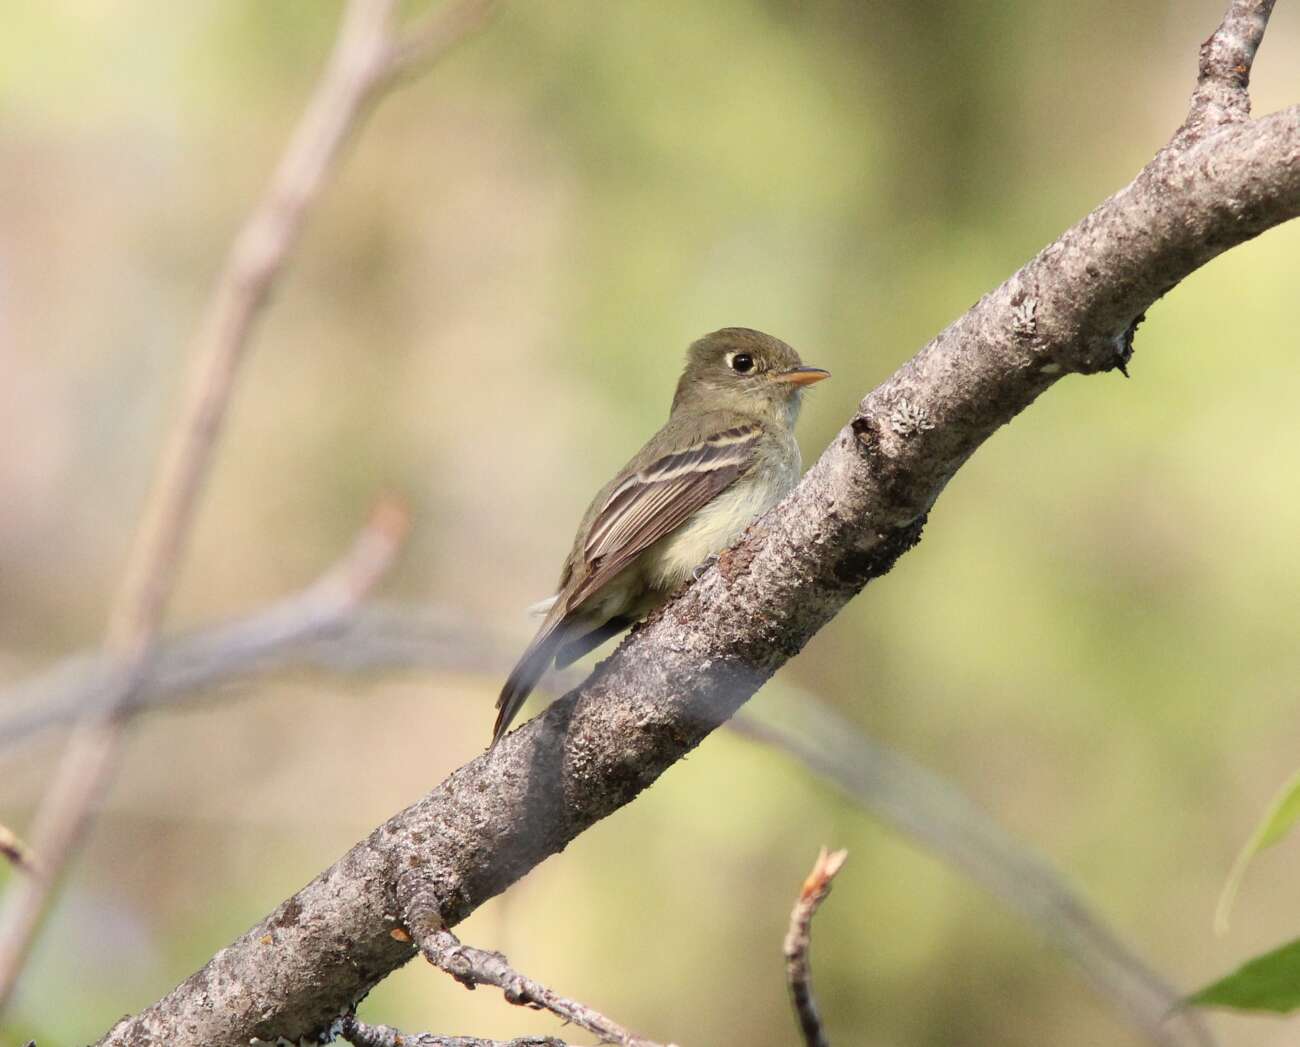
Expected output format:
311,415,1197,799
692,554,720,581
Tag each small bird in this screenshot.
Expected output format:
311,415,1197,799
492,327,829,745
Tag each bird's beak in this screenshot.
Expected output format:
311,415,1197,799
774,365,831,387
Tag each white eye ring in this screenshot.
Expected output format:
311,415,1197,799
725,351,756,374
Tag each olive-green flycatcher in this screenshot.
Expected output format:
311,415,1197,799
493,327,828,744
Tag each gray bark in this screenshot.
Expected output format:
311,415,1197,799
97,8,1299,1046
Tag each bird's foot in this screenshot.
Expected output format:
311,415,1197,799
692,554,720,581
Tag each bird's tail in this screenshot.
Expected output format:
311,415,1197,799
492,612,569,746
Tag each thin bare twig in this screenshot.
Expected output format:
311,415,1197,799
783,847,847,1047
419,928,668,1047
0,0,492,1010
340,1013,566,1047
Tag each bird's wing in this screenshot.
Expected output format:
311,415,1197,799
566,422,762,609
492,421,762,746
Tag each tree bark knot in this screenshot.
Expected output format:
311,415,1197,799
445,955,478,990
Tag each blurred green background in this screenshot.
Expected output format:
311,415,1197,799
2,1,1299,1044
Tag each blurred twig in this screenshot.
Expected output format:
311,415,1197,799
0,569,442,752
783,847,846,1047
419,928,667,1047
0,0,493,1011
385,0,497,82
340,1013,567,1047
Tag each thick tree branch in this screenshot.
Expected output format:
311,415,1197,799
0,602,1206,1042
94,4,1299,1044
783,848,846,1047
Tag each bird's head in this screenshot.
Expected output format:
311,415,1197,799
672,327,829,424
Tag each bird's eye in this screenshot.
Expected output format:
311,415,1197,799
729,352,755,374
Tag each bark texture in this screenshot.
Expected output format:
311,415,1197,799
98,8,1299,1046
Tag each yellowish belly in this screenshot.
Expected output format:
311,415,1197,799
643,469,793,591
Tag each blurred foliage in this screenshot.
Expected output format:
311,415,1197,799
1,1,1299,1045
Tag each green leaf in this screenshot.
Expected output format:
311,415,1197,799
1215,767,1300,933
1190,937,1300,1013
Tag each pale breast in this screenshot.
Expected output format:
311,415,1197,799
643,440,800,591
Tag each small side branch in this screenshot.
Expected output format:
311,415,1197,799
783,848,847,1047
340,1013,566,1047
1180,0,1275,140
419,928,667,1047
1198,0,1274,94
